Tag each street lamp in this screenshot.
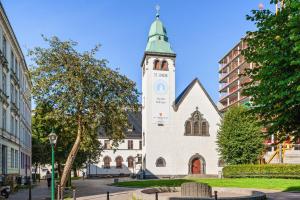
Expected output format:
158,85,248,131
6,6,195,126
48,131,57,200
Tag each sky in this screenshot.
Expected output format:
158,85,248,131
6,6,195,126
1,0,274,103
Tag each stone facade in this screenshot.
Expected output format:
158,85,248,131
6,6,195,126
0,2,32,182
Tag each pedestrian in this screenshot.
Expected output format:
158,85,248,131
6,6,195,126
82,171,85,180
46,170,51,187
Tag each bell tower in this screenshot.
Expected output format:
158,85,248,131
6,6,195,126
141,7,176,176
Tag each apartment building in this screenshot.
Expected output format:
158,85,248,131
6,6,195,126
218,38,251,113
0,3,32,182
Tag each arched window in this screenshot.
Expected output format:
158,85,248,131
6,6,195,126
115,156,123,168
185,121,192,135
156,157,166,167
194,121,200,135
161,60,168,71
103,156,111,169
184,108,209,136
127,156,134,168
202,121,209,136
218,159,225,167
153,60,160,70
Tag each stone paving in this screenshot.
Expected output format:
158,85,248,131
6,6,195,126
9,180,51,200
8,178,300,200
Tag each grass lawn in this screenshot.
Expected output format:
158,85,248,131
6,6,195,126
113,178,300,192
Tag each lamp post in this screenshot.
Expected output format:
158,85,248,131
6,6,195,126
48,131,58,200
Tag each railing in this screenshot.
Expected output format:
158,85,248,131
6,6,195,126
265,144,300,152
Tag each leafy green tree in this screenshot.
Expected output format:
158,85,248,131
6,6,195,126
32,101,102,179
32,102,52,171
243,0,300,140
217,106,265,165
29,36,139,187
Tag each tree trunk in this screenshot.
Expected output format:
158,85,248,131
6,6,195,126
60,118,82,187
57,162,62,178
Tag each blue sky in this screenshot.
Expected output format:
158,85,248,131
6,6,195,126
2,0,273,103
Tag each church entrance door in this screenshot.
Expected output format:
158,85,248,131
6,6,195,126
192,159,201,174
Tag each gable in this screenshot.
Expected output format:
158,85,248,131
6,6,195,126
174,78,221,116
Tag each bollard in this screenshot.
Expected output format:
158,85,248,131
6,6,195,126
57,185,61,200
155,192,158,200
73,189,76,200
107,191,110,200
214,191,218,200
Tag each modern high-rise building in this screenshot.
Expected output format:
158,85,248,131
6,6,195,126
219,38,300,164
0,2,32,184
218,39,251,113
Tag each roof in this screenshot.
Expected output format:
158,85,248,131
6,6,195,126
99,112,142,139
145,15,174,54
174,78,221,115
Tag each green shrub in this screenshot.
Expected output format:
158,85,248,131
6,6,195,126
223,164,300,179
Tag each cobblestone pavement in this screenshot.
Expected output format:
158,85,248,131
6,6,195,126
9,180,51,200
8,178,300,200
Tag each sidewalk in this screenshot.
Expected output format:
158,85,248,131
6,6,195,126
9,180,50,200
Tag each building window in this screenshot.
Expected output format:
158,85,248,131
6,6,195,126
127,156,134,168
139,140,142,150
10,83,14,103
2,108,6,130
21,152,24,169
185,121,192,135
218,159,225,167
103,156,111,169
161,60,168,71
2,73,6,94
104,140,110,149
15,118,18,137
156,157,166,167
2,36,6,57
10,51,14,71
153,59,160,70
10,115,14,135
11,148,14,168
184,108,209,136
15,150,18,168
201,121,209,136
137,156,142,164
128,140,133,150
193,121,200,135
115,156,123,168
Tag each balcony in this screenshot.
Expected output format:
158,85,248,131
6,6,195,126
219,76,239,92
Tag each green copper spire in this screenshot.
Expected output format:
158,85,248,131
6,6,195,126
145,6,174,54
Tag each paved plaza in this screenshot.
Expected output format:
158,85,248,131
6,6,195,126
9,178,300,200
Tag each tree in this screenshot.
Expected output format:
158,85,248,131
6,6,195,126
217,106,265,165
32,102,52,173
32,101,102,179
242,0,300,140
29,36,139,187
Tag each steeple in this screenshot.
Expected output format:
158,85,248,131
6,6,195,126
145,6,174,54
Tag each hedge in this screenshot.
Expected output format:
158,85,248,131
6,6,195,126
223,164,300,179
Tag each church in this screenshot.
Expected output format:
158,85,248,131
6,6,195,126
87,11,221,178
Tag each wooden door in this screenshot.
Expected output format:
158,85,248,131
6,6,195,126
192,159,201,174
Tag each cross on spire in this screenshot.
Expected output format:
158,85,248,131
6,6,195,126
155,4,160,19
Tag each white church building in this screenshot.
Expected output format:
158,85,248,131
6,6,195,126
87,12,221,178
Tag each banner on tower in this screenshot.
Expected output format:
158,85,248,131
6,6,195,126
152,71,170,125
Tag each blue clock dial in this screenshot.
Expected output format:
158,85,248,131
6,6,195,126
154,79,168,94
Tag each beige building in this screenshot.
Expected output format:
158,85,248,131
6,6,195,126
0,2,32,183
218,38,251,113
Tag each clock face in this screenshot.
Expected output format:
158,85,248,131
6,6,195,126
154,79,168,95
